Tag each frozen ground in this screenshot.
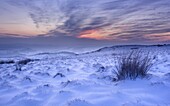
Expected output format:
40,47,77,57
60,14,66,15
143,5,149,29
0,45,170,106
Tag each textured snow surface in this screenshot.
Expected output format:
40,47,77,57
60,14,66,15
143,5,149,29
0,45,170,106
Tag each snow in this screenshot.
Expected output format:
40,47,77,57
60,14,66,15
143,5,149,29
0,45,170,106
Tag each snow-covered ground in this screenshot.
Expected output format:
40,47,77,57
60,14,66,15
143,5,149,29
0,45,170,106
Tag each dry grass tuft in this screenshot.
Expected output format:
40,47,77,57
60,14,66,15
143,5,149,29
114,51,154,80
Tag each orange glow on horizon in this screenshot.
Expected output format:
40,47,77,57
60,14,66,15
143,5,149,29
145,32,170,41
0,24,49,37
78,29,111,40
78,27,124,40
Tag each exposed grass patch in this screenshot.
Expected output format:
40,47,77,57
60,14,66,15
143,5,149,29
15,58,39,71
114,51,154,80
0,60,15,64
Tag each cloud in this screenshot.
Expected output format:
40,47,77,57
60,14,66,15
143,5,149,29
1,0,170,43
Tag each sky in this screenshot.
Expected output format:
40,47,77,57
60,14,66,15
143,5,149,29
0,0,170,50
